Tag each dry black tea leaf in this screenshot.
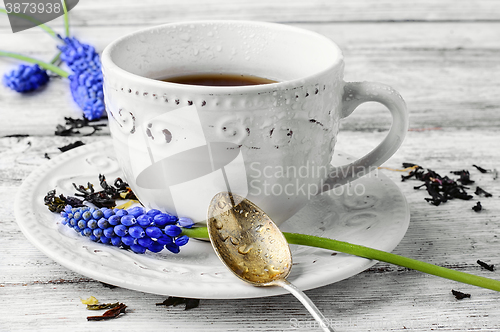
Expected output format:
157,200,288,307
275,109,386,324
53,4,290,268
72,175,136,208
156,297,185,307
451,289,471,300
156,296,200,310
58,141,85,152
474,186,492,197
55,117,107,137
472,164,489,173
87,302,120,310
99,175,137,201
472,202,482,212
451,170,474,185
184,298,201,310
400,164,473,205
87,303,127,321
402,162,419,169
44,190,85,212
73,182,116,208
477,260,494,271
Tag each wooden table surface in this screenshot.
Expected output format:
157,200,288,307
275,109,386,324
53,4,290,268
1,1,500,331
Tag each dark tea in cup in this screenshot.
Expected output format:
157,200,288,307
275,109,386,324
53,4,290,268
160,73,277,86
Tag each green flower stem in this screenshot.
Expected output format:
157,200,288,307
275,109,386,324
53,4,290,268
181,227,500,292
182,227,209,239
0,8,59,40
0,51,69,78
61,0,69,37
50,51,62,65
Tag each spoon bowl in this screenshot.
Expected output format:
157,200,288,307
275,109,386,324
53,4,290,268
207,192,334,332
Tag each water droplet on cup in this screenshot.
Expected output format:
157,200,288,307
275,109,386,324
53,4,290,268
179,33,191,41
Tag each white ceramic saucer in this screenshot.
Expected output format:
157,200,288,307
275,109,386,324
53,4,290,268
14,140,409,299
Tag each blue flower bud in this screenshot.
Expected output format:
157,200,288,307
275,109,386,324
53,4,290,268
110,236,122,247
145,226,163,238
137,214,152,227
146,209,162,217
129,225,145,239
108,215,121,226
97,218,109,229
102,208,114,219
154,213,177,227
130,244,147,254
138,237,153,248
148,241,164,253
114,224,128,237
92,209,104,220
165,243,180,254
120,215,136,226
175,235,189,246
156,235,173,245
121,235,136,246
103,227,115,238
127,206,145,218
164,225,182,237
100,236,111,244
115,209,128,217
178,217,195,228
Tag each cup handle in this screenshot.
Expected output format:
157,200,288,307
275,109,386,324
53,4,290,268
320,81,409,193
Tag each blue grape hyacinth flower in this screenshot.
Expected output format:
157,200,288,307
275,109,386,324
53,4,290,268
58,37,105,120
3,64,49,92
69,70,105,121
58,37,101,74
60,205,191,254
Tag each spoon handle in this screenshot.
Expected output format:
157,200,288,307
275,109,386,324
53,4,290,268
275,279,335,332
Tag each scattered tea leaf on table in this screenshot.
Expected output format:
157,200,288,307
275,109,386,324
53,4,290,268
472,164,489,173
451,170,474,185
55,117,106,136
475,186,492,197
156,297,200,310
87,303,127,321
477,260,494,271
58,140,85,152
472,202,483,212
80,296,99,305
452,289,471,300
87,302,120,310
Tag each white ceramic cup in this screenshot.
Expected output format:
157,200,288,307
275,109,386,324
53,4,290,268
102,20,408,225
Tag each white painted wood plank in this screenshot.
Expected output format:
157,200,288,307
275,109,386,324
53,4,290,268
1,23,499,136
1,0,499,30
